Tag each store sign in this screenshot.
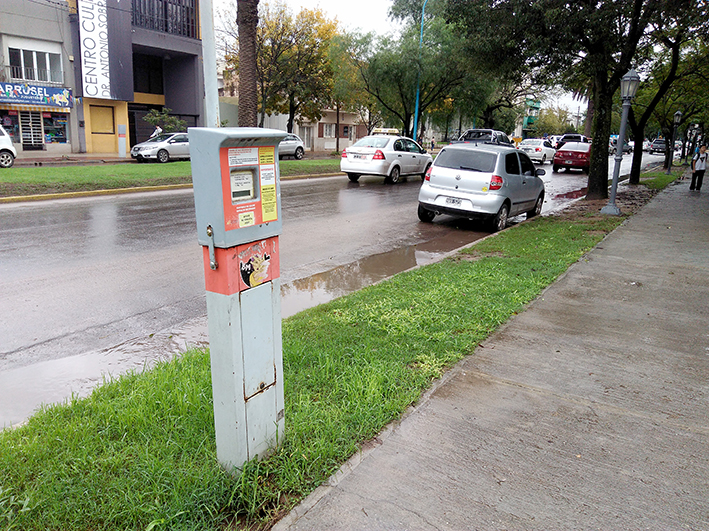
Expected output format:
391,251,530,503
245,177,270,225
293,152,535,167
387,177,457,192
0,83,73,108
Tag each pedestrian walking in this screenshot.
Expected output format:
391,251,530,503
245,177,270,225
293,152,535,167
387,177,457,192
690,144,707,192
431,136,435,151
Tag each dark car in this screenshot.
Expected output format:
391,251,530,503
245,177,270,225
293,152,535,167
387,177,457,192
555,133,590,150
456,129,513,146
553,142,591,173
649,139,666,154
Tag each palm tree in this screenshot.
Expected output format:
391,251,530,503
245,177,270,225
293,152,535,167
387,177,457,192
237,0,259,127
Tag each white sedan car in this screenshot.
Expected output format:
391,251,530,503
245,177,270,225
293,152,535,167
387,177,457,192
279,134,305,159
341,135,432,184
130,132,190,163
517,138,556,164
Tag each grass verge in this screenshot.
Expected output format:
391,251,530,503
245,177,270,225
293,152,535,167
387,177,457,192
0,202,634,530
0,159,342,198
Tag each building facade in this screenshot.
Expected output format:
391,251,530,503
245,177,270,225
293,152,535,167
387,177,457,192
0,0,203,156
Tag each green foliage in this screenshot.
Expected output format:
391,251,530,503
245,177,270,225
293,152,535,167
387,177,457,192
142,108,187,133
0,208,630,529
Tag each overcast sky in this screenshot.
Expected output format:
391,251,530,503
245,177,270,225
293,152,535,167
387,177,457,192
213,0,402,36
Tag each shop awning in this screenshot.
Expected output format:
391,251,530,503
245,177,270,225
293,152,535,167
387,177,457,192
0,104,70,113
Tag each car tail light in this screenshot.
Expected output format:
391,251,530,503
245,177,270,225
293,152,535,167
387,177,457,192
425,166,432,181
489,175,503,190
372,150,385,160
341,149,347,158
536,147,542,152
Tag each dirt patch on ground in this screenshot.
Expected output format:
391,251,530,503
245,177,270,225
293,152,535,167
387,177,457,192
550,183,660,221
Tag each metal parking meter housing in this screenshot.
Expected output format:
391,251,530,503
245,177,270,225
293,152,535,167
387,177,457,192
189,127,287,472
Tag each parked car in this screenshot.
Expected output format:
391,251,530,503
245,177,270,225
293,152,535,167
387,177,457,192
0,125,16,169
279,134,305,160
456,128,514,146
417,143,545,232
642,139,651,152
0,125,17,169
649,139,666,154
608,138,632,155
517,138,556,164
340,135,432,184
553,142,591,173
130,132,190,163
556,133,590,150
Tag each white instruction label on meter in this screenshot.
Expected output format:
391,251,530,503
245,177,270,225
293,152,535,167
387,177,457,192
228,147,259,166
230,170,255,202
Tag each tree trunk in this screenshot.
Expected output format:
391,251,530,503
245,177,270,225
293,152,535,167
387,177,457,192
586,77,614,200
237,0,259,128
287,93,296,133
628,115,645,186
584,98,594,138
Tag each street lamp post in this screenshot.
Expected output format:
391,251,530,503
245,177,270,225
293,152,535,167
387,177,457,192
412,0,429,141
601,69,641,216
666,110,682,175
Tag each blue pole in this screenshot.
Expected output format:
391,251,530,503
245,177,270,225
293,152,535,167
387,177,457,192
412,0,428,140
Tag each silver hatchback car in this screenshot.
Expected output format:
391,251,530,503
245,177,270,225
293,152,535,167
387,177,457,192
341,135,432,184
418,144,545,232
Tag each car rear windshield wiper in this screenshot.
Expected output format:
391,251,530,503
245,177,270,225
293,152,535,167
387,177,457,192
459,165,484,171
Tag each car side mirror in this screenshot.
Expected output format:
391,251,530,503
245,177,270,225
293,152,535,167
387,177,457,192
536,168,546,176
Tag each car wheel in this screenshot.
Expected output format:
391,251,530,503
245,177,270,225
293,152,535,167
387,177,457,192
541,155,547,164
0,151,15,168
491,203,509,232
294,147,304,160
582,166,589,173
387,166,401,184
417,204,435,223
527,193,544,219
347,173,360,182
553,164,560,173
157,149,170,163
421,163,431,180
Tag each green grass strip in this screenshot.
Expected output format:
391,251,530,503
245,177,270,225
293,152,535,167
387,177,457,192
0,212,627,530
0,159,342,197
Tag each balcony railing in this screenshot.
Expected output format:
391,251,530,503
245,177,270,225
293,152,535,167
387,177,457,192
1,65,65,86
132,0,198,39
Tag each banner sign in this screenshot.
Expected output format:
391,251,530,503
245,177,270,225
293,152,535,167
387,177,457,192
78,0,111,99
0,84,73,108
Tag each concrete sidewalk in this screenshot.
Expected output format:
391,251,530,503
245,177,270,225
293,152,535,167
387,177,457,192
275,180,709,530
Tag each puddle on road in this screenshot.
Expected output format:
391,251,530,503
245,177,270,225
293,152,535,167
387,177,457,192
281,230,484,318
554,188,588,200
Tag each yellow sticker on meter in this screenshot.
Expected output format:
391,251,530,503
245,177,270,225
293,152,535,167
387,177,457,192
239,211,255,227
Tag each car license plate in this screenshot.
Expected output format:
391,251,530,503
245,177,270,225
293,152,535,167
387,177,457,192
353,154,366,160
446,197,462,206
565,160,573,164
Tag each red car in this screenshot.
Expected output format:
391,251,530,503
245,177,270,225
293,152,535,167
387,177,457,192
553,142,591,173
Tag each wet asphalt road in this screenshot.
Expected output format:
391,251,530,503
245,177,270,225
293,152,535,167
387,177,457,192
0,153,663,426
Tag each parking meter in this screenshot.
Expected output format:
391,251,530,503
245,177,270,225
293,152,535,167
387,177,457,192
189,127,286,471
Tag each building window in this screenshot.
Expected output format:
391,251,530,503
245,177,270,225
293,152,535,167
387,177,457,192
43,113,68,143
133,54,164,94
132,0,198,39
323,124,335,138
8,47,63,84
91,106,115,134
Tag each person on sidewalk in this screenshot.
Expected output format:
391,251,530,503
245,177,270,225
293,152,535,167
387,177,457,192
690,144,707,192
150,125,163,138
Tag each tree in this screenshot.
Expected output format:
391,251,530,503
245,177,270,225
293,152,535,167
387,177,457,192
142,108,187,133
236,0,260,128
354,20,467,138
446,0,698,200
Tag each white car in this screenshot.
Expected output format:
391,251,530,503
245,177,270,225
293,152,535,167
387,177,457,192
279,134,305,159
517,138,556,164
130,132,190,163
0,125,17,169
341,135,432,184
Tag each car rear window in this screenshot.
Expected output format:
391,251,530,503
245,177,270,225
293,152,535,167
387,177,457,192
353,136,389,148
435,149,497,173
461,130,493,142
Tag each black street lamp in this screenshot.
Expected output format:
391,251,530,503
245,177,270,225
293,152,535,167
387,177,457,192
602,69,641,215
667,110,682,175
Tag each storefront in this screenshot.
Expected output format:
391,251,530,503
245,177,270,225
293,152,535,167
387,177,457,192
0,83,73,153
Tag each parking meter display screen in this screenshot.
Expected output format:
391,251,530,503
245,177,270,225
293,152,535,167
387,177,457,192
230,170,255,202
